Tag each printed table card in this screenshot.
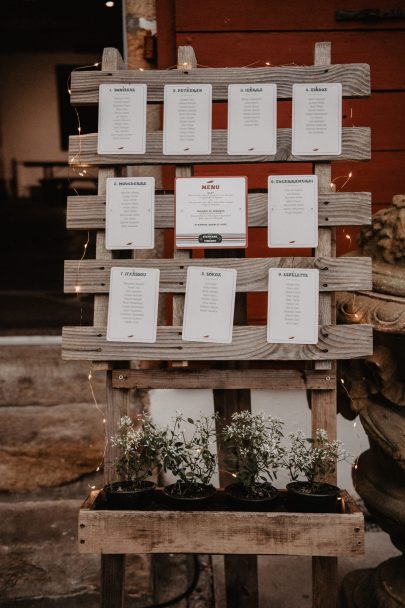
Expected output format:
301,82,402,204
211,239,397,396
106,177,155,250
227,84,277,155
182,267,236,344
292,83,342,156
107,267,159,343
163,84,212,155
175,176,247,248
98,84,147,154
268,175,318,248
267,269,319,344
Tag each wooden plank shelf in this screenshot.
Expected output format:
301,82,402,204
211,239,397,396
78,489,364,557
111,368,336,390
62,324,373,361
70,63,370,105
65,256,372,294
67,191,372,230
68,127,371,166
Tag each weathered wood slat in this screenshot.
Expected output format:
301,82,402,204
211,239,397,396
64,256,372,294
67,191,372,230
70,64,370,105
111,368,336,390
62,324,373,361
69,128,371,165
78,490,364,556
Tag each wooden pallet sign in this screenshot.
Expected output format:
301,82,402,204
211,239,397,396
64,41,372,608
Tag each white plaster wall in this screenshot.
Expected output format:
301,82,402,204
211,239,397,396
149,388,369,496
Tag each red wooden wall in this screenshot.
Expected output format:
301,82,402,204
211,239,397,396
156,0,405,322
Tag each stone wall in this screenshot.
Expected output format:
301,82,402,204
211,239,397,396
0,346,153,607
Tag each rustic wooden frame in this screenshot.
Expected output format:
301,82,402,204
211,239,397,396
64,43,372,608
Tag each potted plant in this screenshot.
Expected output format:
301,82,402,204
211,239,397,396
285,428,350,513
162,412,217,509
222,411,284,511
104,414,166,509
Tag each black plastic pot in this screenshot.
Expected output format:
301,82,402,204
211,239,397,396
286,481,340,513
224,482,279,512
104,480,156,509
163,483,216,510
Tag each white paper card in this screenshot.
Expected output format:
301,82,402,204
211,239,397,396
106,177,155,250
292,83,342,156
267,268,319,344
98,84,147,154
182,267,236,344
175,177,247,248
163,84,212,155
107,267,159,343
268,175,318,248
227,84,277,155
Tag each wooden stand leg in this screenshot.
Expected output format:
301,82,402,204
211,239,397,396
101,374,129,606
312,556,338,608
101,554,126,608
213,380,259,608
224,555,259,608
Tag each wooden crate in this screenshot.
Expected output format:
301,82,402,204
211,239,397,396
79,490,364,557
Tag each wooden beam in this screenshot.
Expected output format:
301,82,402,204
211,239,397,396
62,324,373,361
65,256,372,294
111,368,336,390
70,63,370,105
69,128,371,164
67,191,372,230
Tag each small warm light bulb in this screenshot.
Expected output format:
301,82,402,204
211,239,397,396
68,88,71,94
231,473,237,478
96,466,100,472
75,285,81,293
77,126,81,133
105,1,114,7
94,62,100,67
88,372,92,381
341,378,345,384
103,418,106,424
265,61,271,66
139,68,144,71
349,172,352,178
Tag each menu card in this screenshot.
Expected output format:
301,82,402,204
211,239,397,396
292,83,342,156
175,176,247,248
98,84,147,154
227,84,277,155
107,267,159,343
268,175,318,248
182,266,236,344
267,269,319,344
106,177,155,250
163,84,212,154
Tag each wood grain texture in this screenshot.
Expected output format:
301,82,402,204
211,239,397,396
62,324,373,361
69,128,371,165
171,48,197,367
96,48,126,608
66,191,372,229
111,368,336,390
78,491,364,556
64,256,372,294
70,63,370,105
312,556,338,608
175,31,401,92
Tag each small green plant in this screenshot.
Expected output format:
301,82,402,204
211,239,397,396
162,412,217,497
111,414,166,488
222,411,285,498
285,428,350,491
